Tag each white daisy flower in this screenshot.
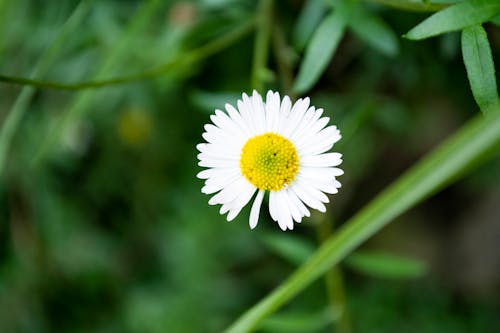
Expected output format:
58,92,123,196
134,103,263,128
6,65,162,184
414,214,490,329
196,90,343,231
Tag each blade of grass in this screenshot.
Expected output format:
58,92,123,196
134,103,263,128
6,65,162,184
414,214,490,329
224,109,500,333
0,0,92,176
461,24,500,114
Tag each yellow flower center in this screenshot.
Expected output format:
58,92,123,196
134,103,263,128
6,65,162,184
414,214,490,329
240,133,299,191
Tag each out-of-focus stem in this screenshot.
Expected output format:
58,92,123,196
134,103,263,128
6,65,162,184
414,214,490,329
0,18,255,91
317,219,352,333
251,0,273,92
272,21,296,100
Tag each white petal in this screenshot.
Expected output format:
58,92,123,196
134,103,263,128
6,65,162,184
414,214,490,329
208,178,251,205
197,143,240,160
201,131,244,149
220,183,256,215
290,182,326,212
275,192,293,231
265,91,280,132
211,110,247,138
298,126,341,155
201,171,241,194
277,96,292,133
226,185,257,221
225,103,252,136
197,152,239,161
299,167,343,179
301,153,343,167
197,167,240,180
249,190,265,229
198,158,239,168
298,181,330,203
239,94,257,134
282,100,310,138
291,97,310,116
287,189,310,218
268,191,278,221
275,192,292,231
283,189,302,223
251,90,266,134
288,107,317,142
298,175,339,194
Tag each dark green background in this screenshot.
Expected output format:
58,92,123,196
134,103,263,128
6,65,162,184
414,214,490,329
0,1,499,332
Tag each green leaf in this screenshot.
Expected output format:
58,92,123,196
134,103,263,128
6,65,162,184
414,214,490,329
461,25,500,114
260,233,315,266
345,251,428,279
293,11,346,94
292,0,327,51
405,0,500,40
348,6,399,56
225,109,500,333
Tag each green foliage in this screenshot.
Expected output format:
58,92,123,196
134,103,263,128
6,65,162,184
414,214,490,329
461,25,500,114
295,1,400,94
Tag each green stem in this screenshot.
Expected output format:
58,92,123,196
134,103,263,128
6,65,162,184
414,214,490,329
272,21,296,100
224,109,500,332
251,0,273,92
317,219,352,333
0,19,255,91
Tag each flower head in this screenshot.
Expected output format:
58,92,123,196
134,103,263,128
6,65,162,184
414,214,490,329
197,90,343,231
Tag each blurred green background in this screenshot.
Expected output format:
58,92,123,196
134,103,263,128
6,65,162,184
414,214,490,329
0,0,500,332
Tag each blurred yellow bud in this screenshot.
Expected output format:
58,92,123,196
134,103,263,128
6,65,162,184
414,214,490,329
117,108,153,147
168,2,198,27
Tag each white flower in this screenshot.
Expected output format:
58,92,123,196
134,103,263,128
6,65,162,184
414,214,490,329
197,90,343,231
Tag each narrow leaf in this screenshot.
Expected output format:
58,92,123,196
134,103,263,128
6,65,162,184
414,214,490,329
345,251,428,279
294,11,346,94
348,6,399,56
462,25,500,114
292,0,327,51
405,0,500,40
225,110,500,333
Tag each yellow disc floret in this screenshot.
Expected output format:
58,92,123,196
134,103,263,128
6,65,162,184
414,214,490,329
240,133,299,191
